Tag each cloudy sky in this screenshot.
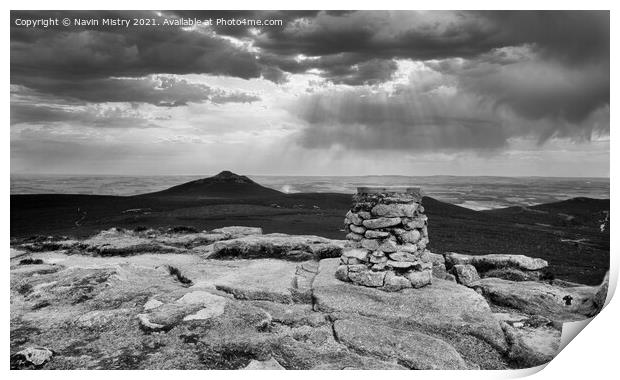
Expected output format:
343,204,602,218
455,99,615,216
10,10,609,176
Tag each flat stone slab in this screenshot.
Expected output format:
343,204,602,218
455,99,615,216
81,229,182,255
206,233,345,261
472,278,598,321
334,318,469,370
209,259,304,304
446,253,548,271
211,226,263,237
495,313,561,368
313,258,507,352
243,358,285,370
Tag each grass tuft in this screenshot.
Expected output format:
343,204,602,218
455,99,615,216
19,258,44,265
165,265,193,286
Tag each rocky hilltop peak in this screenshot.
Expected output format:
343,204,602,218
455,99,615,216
150,170,282,198
207,170,255,184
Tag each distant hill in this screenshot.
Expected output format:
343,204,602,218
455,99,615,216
482,196,610,230
146,171,283,198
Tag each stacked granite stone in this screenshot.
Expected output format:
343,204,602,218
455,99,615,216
335,187,432,291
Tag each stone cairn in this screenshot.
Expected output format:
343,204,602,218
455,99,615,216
336,186,432,291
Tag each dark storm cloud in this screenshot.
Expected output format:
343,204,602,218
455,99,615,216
473,11,610,65
11,9,268,116
243,10,608,89
251,10,608,66
10,102,158,128
268,10,608,150
10,9,272,106
11,24,263,81
436,58,610,125
15,76,260,107
10,10,609,153
11,10,609,90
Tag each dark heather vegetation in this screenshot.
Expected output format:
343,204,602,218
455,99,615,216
165,265,193,286
10,172,609,285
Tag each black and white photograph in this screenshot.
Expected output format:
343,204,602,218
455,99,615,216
8,6,612,373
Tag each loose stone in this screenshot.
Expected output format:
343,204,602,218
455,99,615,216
346,211,363,226
389,251,418,262
365,230,390,239
369,255,388,264
362,217,402,229
343,248,370,261
378,239,398,253
407,270,433,288
383,271,413,292
361,238,381,251
348,268,386,287
371,203,418,218
349,224,366,234
386,260,416,269
370,250,386,258
357,211,372,219
335,265,349,282
346,232,364,242
400,230,421,244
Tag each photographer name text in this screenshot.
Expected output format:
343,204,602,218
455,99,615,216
14,17,284,28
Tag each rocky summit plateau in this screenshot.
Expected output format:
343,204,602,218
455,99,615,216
9,171,610,370
10,225,608,370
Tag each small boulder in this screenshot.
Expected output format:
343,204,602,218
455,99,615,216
360,239,380,251
345,211,363,226
243,357,286,370
335,265,349,282
348,268,386,287
357,211,372,219
144,298,164,311
432,263,447,276
383,271,412,291
378,239,398,253
11,347,54,369
342,248,369,261
404,216,427,229
406,270,432,288
452,264,481,287
349,224,366,235
427,252,445,266
397,243,419,253
346,232,364,242
399,230,421,244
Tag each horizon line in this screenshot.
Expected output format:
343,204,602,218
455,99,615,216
10,172,611,180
